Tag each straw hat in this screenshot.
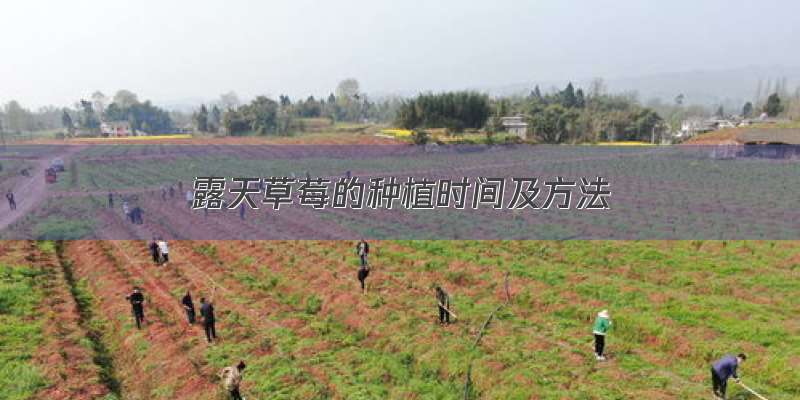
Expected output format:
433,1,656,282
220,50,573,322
598,310,610,318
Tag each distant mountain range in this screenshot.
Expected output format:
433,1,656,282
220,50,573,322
482,65,800,108
159,65,800,112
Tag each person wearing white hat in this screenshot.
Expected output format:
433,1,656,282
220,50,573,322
592,309,612,361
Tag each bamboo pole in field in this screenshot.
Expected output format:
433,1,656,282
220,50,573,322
737,382,769,400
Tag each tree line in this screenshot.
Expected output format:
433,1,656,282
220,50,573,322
206,79,401,136
2,78,798,141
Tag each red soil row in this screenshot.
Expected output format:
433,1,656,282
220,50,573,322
63,240,217,400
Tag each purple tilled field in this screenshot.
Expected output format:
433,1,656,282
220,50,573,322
2,144,798,240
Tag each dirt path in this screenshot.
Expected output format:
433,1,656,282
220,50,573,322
0,145,85,231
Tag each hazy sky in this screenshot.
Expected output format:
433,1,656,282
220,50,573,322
2,0,798,108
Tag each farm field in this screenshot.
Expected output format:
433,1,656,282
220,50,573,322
1,239,798,399
3,142,799,240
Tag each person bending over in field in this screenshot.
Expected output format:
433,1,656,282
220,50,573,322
711,353,746,399
126,287,146,329
435,286,452,325
200,288,217,343
182,291,196,324
592,309,612,361
219,360,246,400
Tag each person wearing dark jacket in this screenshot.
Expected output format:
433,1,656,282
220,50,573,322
435,286,451,324
132,206,144,224
357,263,370,293
108,192,114,208
148,238,160,264
182,291,196,324
126,287,145,329
6,190,16,211
200,290,217,343
711,353,746,399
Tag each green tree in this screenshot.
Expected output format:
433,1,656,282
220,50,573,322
194,104,209,132
395,92,490,131
224,96,290,136
112,90,139,109
3,100,33,133
61,109,74,135
210,105,222,132
575,89,586,108
742,102,754,118
219,91,241,111
530,85,543,101
764,93,784,117
335,79,360,100
79,100,100,130
560,83,577,108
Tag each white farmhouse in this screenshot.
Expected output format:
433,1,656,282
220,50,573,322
500,116,528,139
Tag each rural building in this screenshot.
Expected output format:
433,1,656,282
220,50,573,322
101,121,133,137
500,116,528,139
678,118,743,139
699,128,800,159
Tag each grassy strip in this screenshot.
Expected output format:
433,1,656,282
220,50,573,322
0,251,47,400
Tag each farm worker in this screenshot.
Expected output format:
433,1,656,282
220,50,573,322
186,190,193,208
122,201,131,222
131,206,144,225
169,185,175,199
125,287,145,329
177,180,183,194
346,170,351,179
593,310,612,361
356,239,370,267
239,202,245,220
160,185,167,201
182,291,196,324
711,353,746,399
108,192,114,208
148,238,160,264
219,360,246,400
435,286,452,325
6,190,16,211
157,239,169,265
357,263,370,293
200,289,217,343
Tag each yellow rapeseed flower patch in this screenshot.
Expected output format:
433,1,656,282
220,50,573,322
381,129,413,137
595,141,655,146
72,134,193,141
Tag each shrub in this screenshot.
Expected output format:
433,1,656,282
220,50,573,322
305,295,323,315
412,130,429,146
